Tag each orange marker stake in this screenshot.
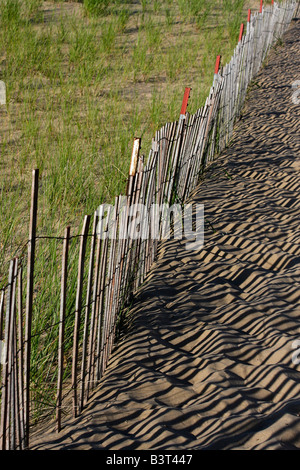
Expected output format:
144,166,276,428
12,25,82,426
213,55,221,88
180,87,191,119
239,23,244,42
214,55,221,75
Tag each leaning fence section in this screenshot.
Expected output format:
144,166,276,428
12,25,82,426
0,0,297,450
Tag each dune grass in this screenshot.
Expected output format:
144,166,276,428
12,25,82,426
0,0,274,275
0,0,276,421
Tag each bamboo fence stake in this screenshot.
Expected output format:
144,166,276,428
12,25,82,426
72,215,90,418
95,216,110,381
13,309,21,450
239,23,244,42
9,258,18,450
0,259,15,450
0,290,4,340
86,206,105,397
80,212,98,412
17,266,25,449
24,168,39,449
0,290,4,410
56,226,70,432
180,87,191,119
102,197,118,373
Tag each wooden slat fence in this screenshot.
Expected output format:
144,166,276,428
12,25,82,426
0,0,297,450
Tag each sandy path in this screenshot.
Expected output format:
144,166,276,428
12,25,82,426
31,19,300,450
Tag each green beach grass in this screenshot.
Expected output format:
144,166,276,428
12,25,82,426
0,0,276,421
0,0,276,274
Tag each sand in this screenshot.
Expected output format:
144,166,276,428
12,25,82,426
30,19,300,450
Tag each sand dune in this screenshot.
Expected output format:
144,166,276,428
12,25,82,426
31,19,300,450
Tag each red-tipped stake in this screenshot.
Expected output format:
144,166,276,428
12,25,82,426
180,87,191,119
214,55,221,75
238,23,244,42
247,9,251,33
259,0,263,13
213,55,221,87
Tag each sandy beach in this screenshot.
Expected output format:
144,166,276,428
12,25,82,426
30,18,300,451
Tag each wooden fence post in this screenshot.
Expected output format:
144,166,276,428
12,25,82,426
80,212,98,412
17,266,25,449
86,206,105,400
24,169,39,449
0,290,4,348
72,215,90,418
0,259,15,450
9,258,18,450
126,138,141,197
180,87,191,119
239,23,244,42
56,226,71,432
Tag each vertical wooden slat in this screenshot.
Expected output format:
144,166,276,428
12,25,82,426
136,145,157,288
106,204,120,365
114,195,129,313
9,258,18,450
0,259,15,450
118,138,141,309
0,288,4,425
126,137,141,196
95,209,110,381
24,168,39,449
102,197,119,374
165,117,185,206
123,173,139,297
56,226,70,432
145,149,158,274
0,290,4,341
13,308,21,450
239,23,244,42
0,289,4,414
72,215,90,418
129,138,141,178
86,207,104,400
131,158,145,292
17,266,25,449
79,212,98,412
